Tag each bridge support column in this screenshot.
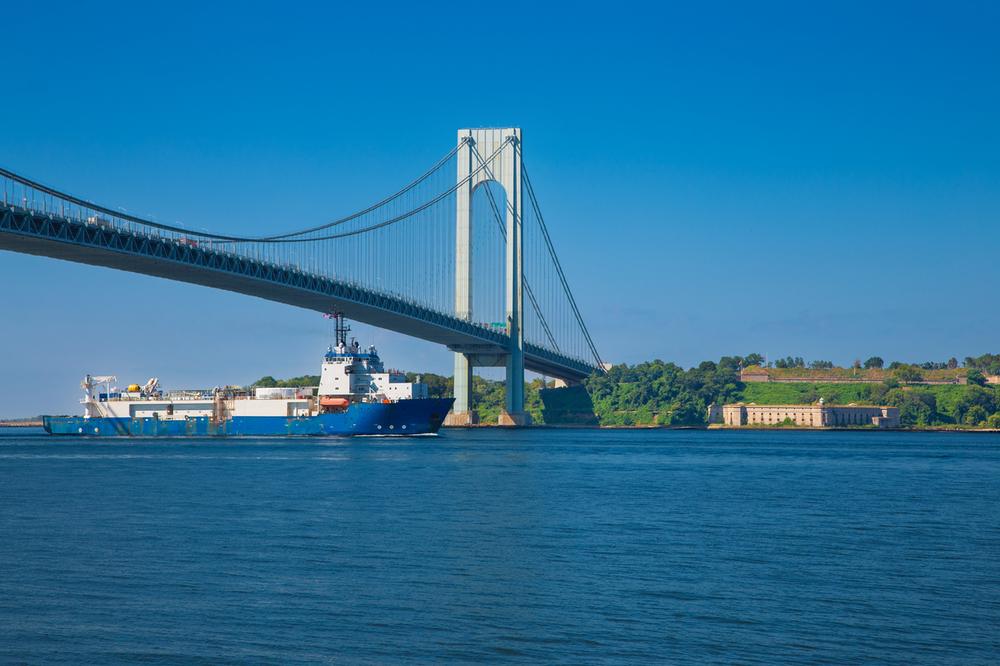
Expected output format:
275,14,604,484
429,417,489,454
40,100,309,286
444,353,478,426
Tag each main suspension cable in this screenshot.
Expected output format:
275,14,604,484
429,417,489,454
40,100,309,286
254,139,513,243
0,138,468,243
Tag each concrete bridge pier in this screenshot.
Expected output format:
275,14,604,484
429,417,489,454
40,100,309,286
445,352,478,426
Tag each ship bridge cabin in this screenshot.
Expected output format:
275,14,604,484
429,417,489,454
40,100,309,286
318,341,427,401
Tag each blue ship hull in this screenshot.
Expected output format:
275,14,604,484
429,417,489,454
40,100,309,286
43,398,454,437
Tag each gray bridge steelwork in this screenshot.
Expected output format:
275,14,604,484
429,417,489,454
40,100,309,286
0,203,593,379
0,128,604,424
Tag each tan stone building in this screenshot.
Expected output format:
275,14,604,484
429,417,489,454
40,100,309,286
719,402,900,428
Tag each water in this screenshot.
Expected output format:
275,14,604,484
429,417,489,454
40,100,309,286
1,428,998,664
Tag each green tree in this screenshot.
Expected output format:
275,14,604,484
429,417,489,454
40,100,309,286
893,366,923,383
774,356,805,369
964,405,989,426
886,389,936,426
948,385,997,424
863,356,884,369
663,400,703,426
253,375,320,388
965,353,1000,375
405,372,452,398
967,369,987,387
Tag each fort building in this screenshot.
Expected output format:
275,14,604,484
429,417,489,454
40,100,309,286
715,400,900,428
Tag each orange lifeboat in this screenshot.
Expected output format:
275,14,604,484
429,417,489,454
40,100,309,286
320,397,350,409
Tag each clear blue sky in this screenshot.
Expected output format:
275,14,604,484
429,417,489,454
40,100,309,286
2,1,999,416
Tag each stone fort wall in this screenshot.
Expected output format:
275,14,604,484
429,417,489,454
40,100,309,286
720,404,900,428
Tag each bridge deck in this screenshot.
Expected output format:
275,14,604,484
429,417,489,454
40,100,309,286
0,204,596,381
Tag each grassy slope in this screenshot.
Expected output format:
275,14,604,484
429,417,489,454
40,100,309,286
742,382,997,409
741,382,875,405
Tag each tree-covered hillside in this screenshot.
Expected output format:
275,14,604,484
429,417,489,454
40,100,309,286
583,358,744,425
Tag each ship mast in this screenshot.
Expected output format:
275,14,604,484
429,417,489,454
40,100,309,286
334,312,351,349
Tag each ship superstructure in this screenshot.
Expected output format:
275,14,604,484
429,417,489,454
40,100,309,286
317,314,428,403
43,315,453,437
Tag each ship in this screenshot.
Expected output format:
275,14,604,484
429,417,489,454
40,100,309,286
42,314,454,437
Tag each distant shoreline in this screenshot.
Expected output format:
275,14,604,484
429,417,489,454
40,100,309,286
444,424,1000,433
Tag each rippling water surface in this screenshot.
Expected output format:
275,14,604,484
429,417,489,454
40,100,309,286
1,427,998,664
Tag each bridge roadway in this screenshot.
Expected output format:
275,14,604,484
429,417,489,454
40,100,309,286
0,203,596,382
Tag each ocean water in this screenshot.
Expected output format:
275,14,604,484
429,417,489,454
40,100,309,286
0,427,998,664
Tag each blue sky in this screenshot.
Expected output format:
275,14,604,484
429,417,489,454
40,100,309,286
2,1,999,415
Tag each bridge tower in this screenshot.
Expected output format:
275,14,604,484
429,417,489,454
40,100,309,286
447,128,528,426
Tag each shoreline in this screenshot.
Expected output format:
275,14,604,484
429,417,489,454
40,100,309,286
443,424,1000,433
5,421,998,435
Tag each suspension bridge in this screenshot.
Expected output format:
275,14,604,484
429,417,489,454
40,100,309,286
0,128,604,425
